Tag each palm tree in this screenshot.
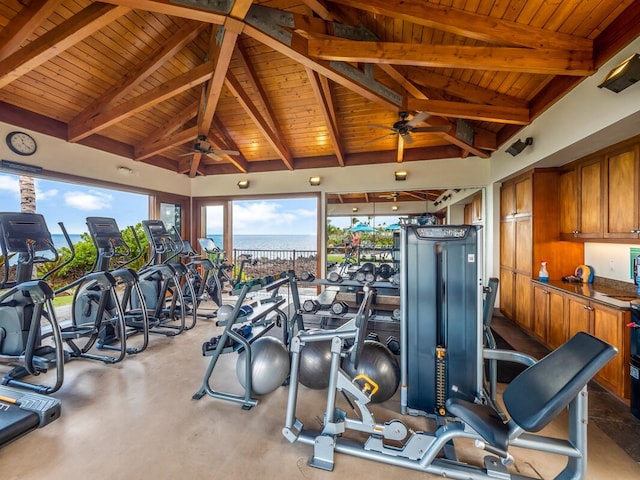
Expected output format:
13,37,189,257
19,176,36,213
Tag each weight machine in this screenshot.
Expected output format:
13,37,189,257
282,224,618,479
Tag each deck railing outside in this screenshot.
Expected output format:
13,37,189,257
231,248,317,282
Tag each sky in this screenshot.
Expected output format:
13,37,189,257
0,173,148,234
0,173,319,236
207,198,318,235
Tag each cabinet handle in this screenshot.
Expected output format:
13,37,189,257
632,229,640,234
583,305,594,311
543,290,549,295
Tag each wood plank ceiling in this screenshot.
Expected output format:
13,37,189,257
0,0,639,178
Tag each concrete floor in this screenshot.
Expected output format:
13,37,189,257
2,304,640,480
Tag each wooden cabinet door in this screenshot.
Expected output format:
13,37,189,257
514,273,531,330
501,181,515,218
515,176,532,215
499,268,514,320
578,158,603,238
500,221,515,269
472,193,482,223
566,295,592,337
532,285,549,342
605,147,639,239
547,290,566,349
593,304,625,397
559,168,578,237
515,217,532,274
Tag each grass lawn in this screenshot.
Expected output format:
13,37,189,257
53,293,75,307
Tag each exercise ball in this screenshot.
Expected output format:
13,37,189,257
342,340,400,403
216,304,234,324
236,336,290,395
298,334,334,390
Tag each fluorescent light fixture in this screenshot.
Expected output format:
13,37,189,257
395,170,407,181
309,176,321,186
237,179,250,189
598,53,640,93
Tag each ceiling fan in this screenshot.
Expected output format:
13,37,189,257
369,111,451,145
379,191,400,202
179,135,240,161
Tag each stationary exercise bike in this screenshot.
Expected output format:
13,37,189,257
0,212,67,394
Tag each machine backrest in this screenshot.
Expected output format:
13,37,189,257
503,332,616,432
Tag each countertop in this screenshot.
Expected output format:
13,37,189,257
531,279,640,310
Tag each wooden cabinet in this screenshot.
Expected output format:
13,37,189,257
499,268,514,320
558,292,630,398
514,273,531,330
499,170,583,325
566,294,592,338
532,284,565,344
559,157,604,239
464,192,483,225
604,145,640,239
593,303,629,398
501,176,531,218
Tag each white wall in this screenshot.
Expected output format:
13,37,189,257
585,243,640,285
0,122,191,196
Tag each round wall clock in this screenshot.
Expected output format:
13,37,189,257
6,131,37,156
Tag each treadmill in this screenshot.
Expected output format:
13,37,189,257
0,385,61,448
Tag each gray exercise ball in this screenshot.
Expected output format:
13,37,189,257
236,336,290,395
342,340,400,403
298,334,334,390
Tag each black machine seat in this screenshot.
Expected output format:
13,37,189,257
446,332,617,450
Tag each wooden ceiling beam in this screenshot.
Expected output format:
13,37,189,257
0,0,63,62
224,71,294,170
70,21,206,136
101,0,225,24
407,99,530,125
135,101,199,157
135,126,198,161
208,117,249,173
305,67,345,166
0,3,129,89
330,0,592,51
191,19,243,177
300,0,337,21
243,21,401,112
307,39,595,76
68,61,214,142
378,64,429,100
406,67,528,108
236,41,282,138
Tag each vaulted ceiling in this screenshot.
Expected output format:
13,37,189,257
1,0,639,178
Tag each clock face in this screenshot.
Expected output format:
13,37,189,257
6,131,37,156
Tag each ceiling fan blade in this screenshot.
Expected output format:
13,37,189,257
365,133,396,145
405,111,431,127
401,133,414,145
177,152,194,157
411,125,452,133
205,153,223,161
368,124,395,131
210,149,240,156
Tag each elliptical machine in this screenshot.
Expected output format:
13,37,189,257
76,217,151,354
0,212,67,393
130,220,192,334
